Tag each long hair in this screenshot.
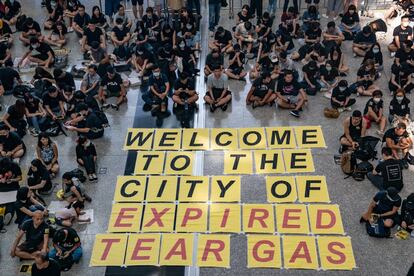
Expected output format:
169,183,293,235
14,99,26,119
37,132,52,148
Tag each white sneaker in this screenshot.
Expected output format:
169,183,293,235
323,92,332,99
390,52,396,58
13,158,20,164
67,27,74,33
345,106,352,111
337,107,344,113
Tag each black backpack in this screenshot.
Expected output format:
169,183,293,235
12,85,33,99
68,168,87,183
57,254,74,271
16,14,27,32
402,197,414,225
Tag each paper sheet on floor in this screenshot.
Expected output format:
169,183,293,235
78,209,94,224
47,200,68,214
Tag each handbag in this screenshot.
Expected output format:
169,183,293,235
221,0,228,7
324,107,339,119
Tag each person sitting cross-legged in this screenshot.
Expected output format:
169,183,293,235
204,65,232,112
48,227,83,267
98,67,126,111
275,70,306,118
172,72,199,128
246,71,277,108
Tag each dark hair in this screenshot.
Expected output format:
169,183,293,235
284,69,294,77
30,37,39,45
47,86,58,94
372,90,383,97
327,21,336,28
64,85,74,93
35,66,53,79
31,159,45,170
402,15,410,20
78,4,85,10
89,18,98,25
71,201,85,210
115,17,123,25
0,123,10,131
381,147,392,156
261,71,271,79
338,80,348,87
77,103,89,112
347,4,357,11
397,122,407,129
25,17,34,26
53,68,63,78
279,51,287,59
54,229,67,243
352,110,362,118
308,5,317,14
37,132,52,148
244,21,252,30
88,64,98,71
62,172,73,180
16,186,29,201
363,25,372,34
14,99,26,119
74,90,86,100
77,135,88,145
92,5,101,15
212,64,221,71
117,4,124,11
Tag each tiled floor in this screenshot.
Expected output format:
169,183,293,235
1,1,413,276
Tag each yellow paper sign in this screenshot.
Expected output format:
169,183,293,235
238,128,267,149
141,203,176,232
276,204,310,234
134,151,165,175
146,176,178,202
247,235,281,268
265,176,297,203
296,175,330,203
266,127,296,149
224,151,253,174
164,151,195,175
282,235,318,269
243,204,275,233
124,128,155,151
209,203,241,233
90,234,128,266
317,236,356,270
114,176,147,202
125,234,161,266
182,128,210,150
254,150,285,174
211,128,238,150
159,233,194,266
107,203,142,233
294,126,326,148
283,149,315,173
210,176,241,202
176,203,208,233
153,129,182,150
178,176,209,202
197,234,230,267
308,204,344,235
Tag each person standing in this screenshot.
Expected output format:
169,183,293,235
250,0,263,19
209,0,222,32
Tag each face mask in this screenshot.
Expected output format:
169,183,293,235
153,72,160,77
373,48,379,53
31,44,38,48
396,96,404,102
339,87,346,91
326,66,332,71
186,24,192,30
179,43,185,48
137,51,143,55
147,15,152,19
373,98,381,103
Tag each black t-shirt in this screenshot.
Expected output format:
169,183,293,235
32,259,61,276
43,92,64,109
252,77,275,98
21,219,49,247
25,97,41,114
53,228,80,250
375,159,403,190
373,191,402,214
112,26,130,41
0,21,12,36
74,13,90,28
393,25,413,43
354,32,376,44
363,50,383,66
364,98,383,115
302,63,319,83
23,21,41,34
320,65,339,81
228,52,246,68
101,73,123,93
5,0,21,17
341,12,360,26
206,53,224,68
0,132,23,152
0,43,9,61
0,67,20,90
390,63,409,84
305,28,322,43
174,79,195,96
357,67,373,79
395,48,414,62
14,199,32,224
28,167,52,192
76,143,97,159
55,73,75,90
277,79,301,96
383,127,409,144
214,29,232,45
0,161,21,192
389,97,410,116
92,14,107,26
84,27,103,46
331,86,351,102
78,112,102,130
30,43,54,58
7,105,24,122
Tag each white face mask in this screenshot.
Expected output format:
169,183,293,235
373,48,379,53
396,96,404,102
179,43,185,48
373,97,381,103
186,24,192,30
153,72,160,77
326,66,332,71
339,87,346,91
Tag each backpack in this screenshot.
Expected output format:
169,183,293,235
16,14,27,32
54,48,70,69
402,197,414,225
12,85,33,99
40,119,63,137
341,150,357,175
358,136,380,161
68,168,86,183
324,107,340,119
365,219,391,238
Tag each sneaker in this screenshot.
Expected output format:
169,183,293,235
322,14,329,18
376,130,384,136
221,103,228,111
402,159,409,169
84,195,92,202
29,128,39,137
344,106,352,111
353,52,357,58
101,103,110,109
209,104,216,113
111,104,119,110
390,52,396,58
67,27,74,33
13,158,20,164
290,110,300,117
4,212,12,225
143,103,152,112
337,107,344,113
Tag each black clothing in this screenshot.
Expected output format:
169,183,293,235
53,228,80,250
21,219,49,247
0,132,24,152
31,259,61,276
364,98,383,115
84,27,103,46
277,79,301,96
27,166,52,193
375,159,403,190
383,127,409,144
0,67,20,90
252,77,275,98
389,97,410,117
